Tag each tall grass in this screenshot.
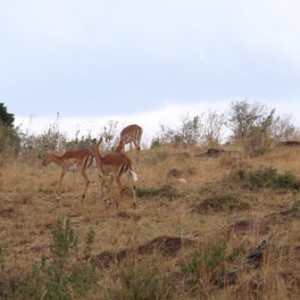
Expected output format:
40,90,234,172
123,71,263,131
1,122,300,299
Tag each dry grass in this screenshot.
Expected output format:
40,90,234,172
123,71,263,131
1,144,300,298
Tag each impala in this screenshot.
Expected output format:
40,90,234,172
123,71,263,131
115,124,143,161
42,146,93,200
91,139,138,209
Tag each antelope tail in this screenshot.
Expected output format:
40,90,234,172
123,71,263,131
128,164,138,181
121,163,138,181
130,170,138,182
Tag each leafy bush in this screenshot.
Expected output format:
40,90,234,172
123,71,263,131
292,191,300,217
181,241,227,286
235,167,300,190
0,219,98,300
110,259,174,300
274,172,300,189
181,239,243,295
249,167,299,189
0,125,20,157
248,167,278,188
194,193,250,213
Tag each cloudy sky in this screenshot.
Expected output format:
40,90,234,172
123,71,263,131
1,0,300,142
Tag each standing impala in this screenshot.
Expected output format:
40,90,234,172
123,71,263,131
115,124,143,161
42,146,93,201
91,139,138,209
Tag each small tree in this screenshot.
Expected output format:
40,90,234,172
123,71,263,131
271,114,298,141
180,114,202,146
17,113,69,161
0,103,20,156
228,99,267,141
228,100,277,155
0,103,14,127
150,125,178,148
99,120,119,150
202,110,226,147
152,112,226,148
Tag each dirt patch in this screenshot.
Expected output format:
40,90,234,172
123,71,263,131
227,209,295,238
94,209,296,269
280,141,300,147
116,211,131,219
137,236,195,256
94,235,196,268
0,208,14,218
194,148,226,159
227,219,273,237
166,168,183,178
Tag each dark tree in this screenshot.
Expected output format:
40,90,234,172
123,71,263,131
0,103,14,127
0,103,20,155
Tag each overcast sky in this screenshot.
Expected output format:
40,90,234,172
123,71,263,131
1,0,300,141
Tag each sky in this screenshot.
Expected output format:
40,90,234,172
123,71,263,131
1,0,300,144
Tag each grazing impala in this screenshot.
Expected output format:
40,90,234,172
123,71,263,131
91,139,138,209
115,124,143,161
42,146,93,200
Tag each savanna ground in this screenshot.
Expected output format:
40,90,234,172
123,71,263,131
1,142,300,299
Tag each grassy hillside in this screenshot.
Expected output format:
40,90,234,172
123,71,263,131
1,143,300,299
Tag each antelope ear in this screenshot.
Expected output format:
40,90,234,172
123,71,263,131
92,138,97,144
99,137,103,145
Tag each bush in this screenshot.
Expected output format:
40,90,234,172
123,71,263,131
232,167,300,190
181,241,227,286
110,259,174,300
0,219,98,299
194,193,250,213
248,167,299,190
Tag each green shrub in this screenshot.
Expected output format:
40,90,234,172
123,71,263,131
232,167,300,190
109,258,174,300
248,167,300,190
0,219,98,300
274,172,300,189
292,191,300,217
181,239,243,294
51,218,78,259
194,193,250,213
248,166,277,188
181,241,227,286
84,227,95,260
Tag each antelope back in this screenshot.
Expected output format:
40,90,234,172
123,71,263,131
91,142,130,175
120,124,143,144
101,152,131,175
61,149,90,160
